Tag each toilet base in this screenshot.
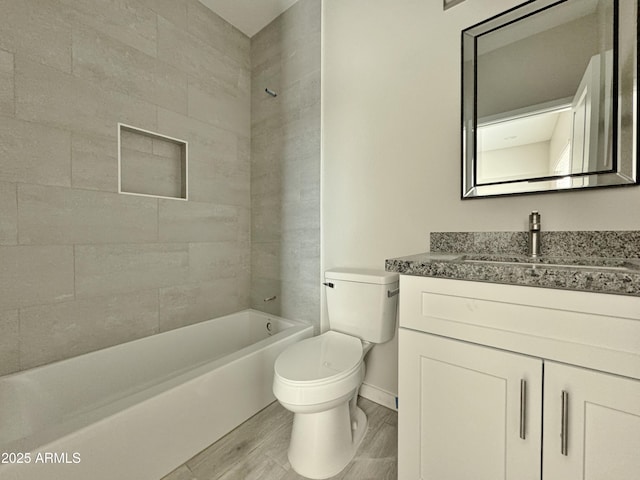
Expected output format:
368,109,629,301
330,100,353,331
288,403,368,479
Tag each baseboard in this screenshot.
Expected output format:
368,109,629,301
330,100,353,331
359,382,398,411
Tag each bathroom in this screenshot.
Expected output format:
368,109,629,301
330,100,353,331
1,0,640,479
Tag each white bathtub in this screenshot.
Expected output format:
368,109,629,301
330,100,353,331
0,309,312,480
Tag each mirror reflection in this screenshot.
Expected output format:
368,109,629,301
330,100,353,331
462,0,638,198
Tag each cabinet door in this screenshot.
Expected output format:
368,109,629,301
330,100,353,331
542,362,640,480
398,329,542,480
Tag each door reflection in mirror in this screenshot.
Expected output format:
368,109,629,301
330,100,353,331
475,0,614,184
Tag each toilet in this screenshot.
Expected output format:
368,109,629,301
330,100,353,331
272,268,399,479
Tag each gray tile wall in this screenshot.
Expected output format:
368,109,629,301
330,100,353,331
0,0,251,374
250,0,322,331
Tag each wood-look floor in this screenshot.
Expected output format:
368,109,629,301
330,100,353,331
161,397,398,480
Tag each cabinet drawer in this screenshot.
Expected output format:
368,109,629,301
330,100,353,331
399,275,640,379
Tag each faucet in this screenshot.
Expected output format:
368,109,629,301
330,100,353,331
528,211,541,257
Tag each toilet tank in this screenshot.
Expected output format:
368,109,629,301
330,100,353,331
324,268,399,343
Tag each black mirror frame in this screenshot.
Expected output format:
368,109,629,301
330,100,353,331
461,0,639,199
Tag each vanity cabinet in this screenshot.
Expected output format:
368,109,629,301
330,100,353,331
542,362,640,480
399,330,543,480
398,275,640,480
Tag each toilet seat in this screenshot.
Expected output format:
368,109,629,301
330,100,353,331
273,331,365,408
275,331,363,383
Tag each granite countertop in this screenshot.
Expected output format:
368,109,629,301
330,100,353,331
385,231,640,297
385,252,640,296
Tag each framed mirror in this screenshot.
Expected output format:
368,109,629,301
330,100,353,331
462,0,639,198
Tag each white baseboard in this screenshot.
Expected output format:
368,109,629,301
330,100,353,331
359,382,397,411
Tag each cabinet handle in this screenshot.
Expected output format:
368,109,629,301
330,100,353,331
519,379,526,440
561,390,569,456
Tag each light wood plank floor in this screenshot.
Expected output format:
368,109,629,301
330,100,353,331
161,397,397,480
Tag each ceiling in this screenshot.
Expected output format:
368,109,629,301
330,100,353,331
198,0,300,37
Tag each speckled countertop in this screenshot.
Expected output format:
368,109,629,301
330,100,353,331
385,231,640,297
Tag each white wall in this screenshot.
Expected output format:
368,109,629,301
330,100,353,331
321,0,640,401
478,141,550,183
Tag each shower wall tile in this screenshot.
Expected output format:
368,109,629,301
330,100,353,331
0,116,71,187
0,0,72,73
237,135,251,170
0,182,17,245
281,232,321,283
16,57,157,138
71,132,119,192
186,146,250,206
0,310,19,376
188,242,248,282
281,38,322,90
252,171,282,199
72,28,188,114
2,0,253,373
252,195,282,243
19,290,159,369
0,246,74,310
250,131,284,178
157,108,238,162
157,16,241,94
186,1,249,66
250,22,282,69
187,82,250,136
157,108,250,206
0,49,14,115
138,0,188,30
250,277,281,316
75,244,190,298
0,49,12,71
198,166,251,208
237,264,251,307
18,184,158,245
238,207,251,244
250,0,321,329
159,279,241,332
282,199,320,232
281,279,320,328
159,200,239,243
282,0,322,38
251,242,280,280
59,0,157,57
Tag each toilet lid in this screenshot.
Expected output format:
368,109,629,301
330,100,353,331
275,331,363,383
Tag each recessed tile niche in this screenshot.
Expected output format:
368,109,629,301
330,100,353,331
118,123,188,200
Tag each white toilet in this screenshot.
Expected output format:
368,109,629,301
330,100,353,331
272,268,399,479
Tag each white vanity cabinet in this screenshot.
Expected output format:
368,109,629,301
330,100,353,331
542,362,640,480
398,275,640,480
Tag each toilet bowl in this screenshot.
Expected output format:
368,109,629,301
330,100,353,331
273,331,369,479
272,267,399,479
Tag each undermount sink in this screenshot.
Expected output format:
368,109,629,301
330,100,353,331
458,254,640,273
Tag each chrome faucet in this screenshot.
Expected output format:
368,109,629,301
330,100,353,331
528,211,541,257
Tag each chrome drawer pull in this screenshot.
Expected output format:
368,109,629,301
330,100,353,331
561,390,569,456
519,379,526,440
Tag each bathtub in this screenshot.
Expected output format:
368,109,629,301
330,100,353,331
0,309,312,480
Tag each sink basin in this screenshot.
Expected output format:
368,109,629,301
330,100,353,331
459,254,640,273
